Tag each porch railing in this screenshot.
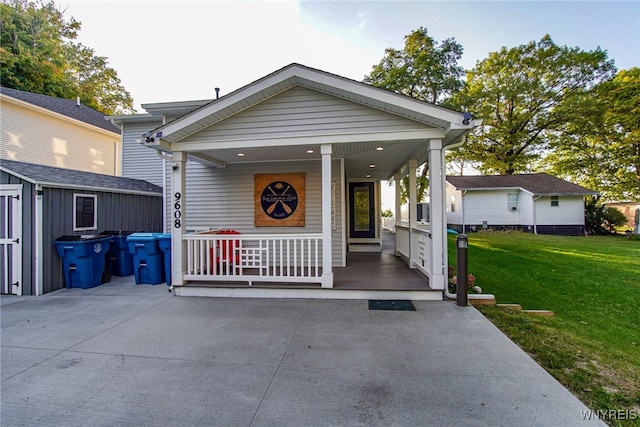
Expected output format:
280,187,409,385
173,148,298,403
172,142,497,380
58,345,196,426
183,231,323,285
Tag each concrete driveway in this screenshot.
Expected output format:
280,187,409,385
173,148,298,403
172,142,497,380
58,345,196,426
1,277,606,426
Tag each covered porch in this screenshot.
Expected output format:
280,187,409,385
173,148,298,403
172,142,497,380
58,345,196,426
135,64,478,298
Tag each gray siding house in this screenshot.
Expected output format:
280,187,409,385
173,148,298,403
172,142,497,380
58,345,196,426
1,159,163,295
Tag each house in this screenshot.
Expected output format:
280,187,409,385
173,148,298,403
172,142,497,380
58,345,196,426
604,201,640,234
0,159,163,295
108,63,480,299
446,174,597,235
0,87,121,175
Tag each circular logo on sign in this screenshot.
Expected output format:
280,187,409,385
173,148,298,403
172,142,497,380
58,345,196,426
93,243,102,254
260,181,298,219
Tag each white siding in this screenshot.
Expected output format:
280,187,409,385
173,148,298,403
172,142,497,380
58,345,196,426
463,190,522,225
171,159,345,266
181,86,433,144
536,196,585,225
445,182,463,225
1,99,120,175
121,120,165,186
519,192,534,226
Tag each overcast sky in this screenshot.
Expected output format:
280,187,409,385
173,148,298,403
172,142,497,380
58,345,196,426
62,0,639,112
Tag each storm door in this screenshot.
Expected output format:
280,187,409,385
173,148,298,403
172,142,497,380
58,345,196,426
349,182,375,239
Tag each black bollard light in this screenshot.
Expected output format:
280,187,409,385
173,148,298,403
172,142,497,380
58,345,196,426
456,234,468,307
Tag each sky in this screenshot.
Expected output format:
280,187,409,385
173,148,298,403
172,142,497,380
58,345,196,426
61,0,639,212
61,0,640,113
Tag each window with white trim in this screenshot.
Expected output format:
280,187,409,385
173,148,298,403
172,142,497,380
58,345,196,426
450,195,457,212
507,193,519,211
73,194,97,231
551,196,559,207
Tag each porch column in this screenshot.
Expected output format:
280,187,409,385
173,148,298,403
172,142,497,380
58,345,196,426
171,151,187,287
321,144,334,288
408,159,418,269
428,139,446,290
394,172,401,256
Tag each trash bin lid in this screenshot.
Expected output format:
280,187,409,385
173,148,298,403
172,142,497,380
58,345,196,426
101,230,136,236
126,232,163,241
55,235,110,242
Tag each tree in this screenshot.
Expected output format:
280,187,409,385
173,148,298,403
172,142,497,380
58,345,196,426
365,27,464,200
364,26,464,105
453,35,616,175
0,0,134,114
545,68,639,201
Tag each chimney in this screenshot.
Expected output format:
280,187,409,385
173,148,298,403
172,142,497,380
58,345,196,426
76,96,80,107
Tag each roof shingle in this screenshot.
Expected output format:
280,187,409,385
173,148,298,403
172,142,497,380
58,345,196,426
0,87,120,134
446,173,596,196
0,159,161,195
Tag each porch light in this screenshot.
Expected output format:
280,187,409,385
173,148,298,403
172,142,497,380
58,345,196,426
237,153,245,157
369,164,375,168
376,146,384,151
306,149,314,154
366,174,371,178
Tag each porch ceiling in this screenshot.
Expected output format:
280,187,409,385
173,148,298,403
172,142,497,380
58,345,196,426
187,138,428,180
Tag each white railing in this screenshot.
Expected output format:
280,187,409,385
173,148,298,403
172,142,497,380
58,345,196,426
395,224,433,278
381,216,395,231
183,231,323,285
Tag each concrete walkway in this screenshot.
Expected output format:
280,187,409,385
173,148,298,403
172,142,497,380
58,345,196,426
2,277,606,426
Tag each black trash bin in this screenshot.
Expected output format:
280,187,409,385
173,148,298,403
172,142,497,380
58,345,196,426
100,231,135,277
54,235,112,289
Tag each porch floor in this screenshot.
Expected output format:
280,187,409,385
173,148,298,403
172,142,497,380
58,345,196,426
334,230,430,290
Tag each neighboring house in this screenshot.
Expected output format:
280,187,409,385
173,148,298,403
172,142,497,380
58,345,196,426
446,174,597,236
0,159,163,295
0,87,121,175
605,201,640,234
108,63,480,299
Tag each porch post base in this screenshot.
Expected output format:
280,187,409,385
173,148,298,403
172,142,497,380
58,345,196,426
321,272,334,288
430,274,446,290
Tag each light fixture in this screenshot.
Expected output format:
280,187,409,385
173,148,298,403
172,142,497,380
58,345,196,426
376,146,384,151
369,164,375,168
366,174,371,178
237,153,245,157
306,149,314,154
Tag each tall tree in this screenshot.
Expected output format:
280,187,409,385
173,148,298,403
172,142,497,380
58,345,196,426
365,27,464,201
0,0,134,114
546,68,640,201
452,35,616,175
364,26,464,105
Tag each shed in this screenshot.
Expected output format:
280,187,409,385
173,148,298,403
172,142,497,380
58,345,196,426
0,159,163,295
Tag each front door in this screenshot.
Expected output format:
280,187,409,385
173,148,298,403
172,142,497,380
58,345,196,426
349,182,375,239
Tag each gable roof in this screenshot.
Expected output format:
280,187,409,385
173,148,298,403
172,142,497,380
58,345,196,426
0,159,162,196
144,63,479,147
446,173,596,196
0,87,120,134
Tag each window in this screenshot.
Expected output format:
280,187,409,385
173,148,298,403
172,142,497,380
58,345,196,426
507,193,519,211
73,194,97,231
450,195,457,212
551,196,559,207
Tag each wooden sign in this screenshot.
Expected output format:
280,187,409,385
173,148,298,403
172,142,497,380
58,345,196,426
255,173,305,227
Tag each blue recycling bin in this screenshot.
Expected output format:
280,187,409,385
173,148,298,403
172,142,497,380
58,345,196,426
158,233,172,286
126,233,164,285
54,235,112,289
101,231,135,277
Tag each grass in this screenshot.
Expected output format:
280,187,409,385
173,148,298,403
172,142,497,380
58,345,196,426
448,232,640,426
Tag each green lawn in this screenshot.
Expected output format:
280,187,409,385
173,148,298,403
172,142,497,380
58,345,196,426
447,232,640,426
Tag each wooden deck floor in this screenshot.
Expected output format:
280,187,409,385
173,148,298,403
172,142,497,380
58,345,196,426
333,230,431,291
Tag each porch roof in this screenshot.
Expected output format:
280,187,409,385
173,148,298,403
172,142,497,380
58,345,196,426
138,63,480,179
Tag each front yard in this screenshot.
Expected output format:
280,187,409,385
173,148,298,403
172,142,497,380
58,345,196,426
448,232,640,426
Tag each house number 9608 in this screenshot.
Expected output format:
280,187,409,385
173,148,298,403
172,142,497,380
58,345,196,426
174,192,182,228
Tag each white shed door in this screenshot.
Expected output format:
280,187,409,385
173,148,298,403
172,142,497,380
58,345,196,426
1,186,22,295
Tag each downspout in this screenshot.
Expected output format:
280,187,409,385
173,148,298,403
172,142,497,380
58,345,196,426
461,190,467,234
443,136,466,300
533,196,541,234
